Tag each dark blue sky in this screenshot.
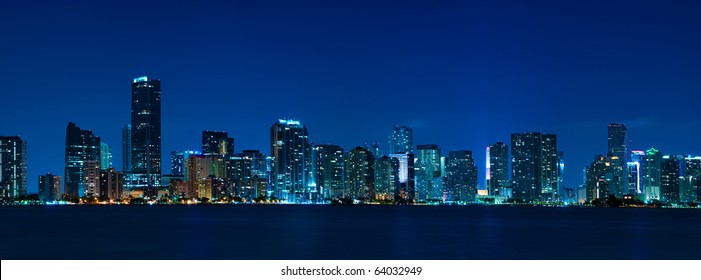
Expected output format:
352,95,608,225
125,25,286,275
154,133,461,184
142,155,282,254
2,0,699,193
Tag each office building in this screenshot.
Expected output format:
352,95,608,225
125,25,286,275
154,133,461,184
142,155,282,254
443,150,478,202
415,144,441,201
312,144,345,199
389,126,413,154
64,122,100,198
0,136,27,199
38,173,61,201
486,141,509,196
643,148,662,201
511,133,558,201
389,153,415,202
202,131,234,158
129,76,162,189
375,156,399,201
270,119,311,202
345,147,375,200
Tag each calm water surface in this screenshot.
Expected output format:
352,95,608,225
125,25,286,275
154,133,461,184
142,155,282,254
1,205,700,259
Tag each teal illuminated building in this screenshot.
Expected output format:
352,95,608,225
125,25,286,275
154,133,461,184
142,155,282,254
270,119,311,202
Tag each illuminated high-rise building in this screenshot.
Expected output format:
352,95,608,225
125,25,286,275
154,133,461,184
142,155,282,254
202,131,234,158
0,136,27,199
415,144,441,201
83,160,100,197
643,147,662,201
64,122,100,199
375,156,399,201
100,142,112,170
364,143,382,159
486,141,509,196
130,76,162,190
389,153,415,202
628,150,645,195
270,119,311,202
443,150,478,202
585,155,615,201
38,173,61,202
171,150,201,176
511,133,558,201
345,147,375,200
312,144,345,199
680,156,701,202
660,155,680,203
389,126,413,154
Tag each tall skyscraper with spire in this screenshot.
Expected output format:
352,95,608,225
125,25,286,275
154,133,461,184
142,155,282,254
129,76,162,191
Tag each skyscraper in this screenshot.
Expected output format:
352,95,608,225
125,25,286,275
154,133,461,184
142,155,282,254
83,160,100,197
171,150,201,176
628,150,645,195
375,156,399,201
202,131,234,158
606,124,627,196
64,122,100,198
38,173,61,202
389,153,415,202
312,144,345,199
443,150,478,202
511,133,558,202
100,142,112,170
680,156,701,202
345,147,375,200
643,147,662,201
660,155,680,203
585,155,614,201
130,76,162,189
608,123,627,160
0,136,27,199
270,119,311,202
487,141,509,196
99,168,123,200
415,144,441,201
122,124,132,173
389,126,413,154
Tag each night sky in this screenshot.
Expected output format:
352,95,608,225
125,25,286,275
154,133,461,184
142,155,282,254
1,0,699,194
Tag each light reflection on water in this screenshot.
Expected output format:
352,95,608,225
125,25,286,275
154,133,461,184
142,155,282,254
0,205,699,259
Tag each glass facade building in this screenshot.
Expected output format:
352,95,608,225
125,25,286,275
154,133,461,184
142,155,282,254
0,136,27,199
312,144,345,199
270,119,311,202
64,122,100,198
129,76,162,189
511,133,558,201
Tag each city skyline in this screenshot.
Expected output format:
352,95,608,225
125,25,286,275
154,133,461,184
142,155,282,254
1,1,700,194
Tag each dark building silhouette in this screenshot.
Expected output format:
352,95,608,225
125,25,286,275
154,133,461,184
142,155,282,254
202,131,234,158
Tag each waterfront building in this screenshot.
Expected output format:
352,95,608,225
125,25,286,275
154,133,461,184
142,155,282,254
64,122,100,198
